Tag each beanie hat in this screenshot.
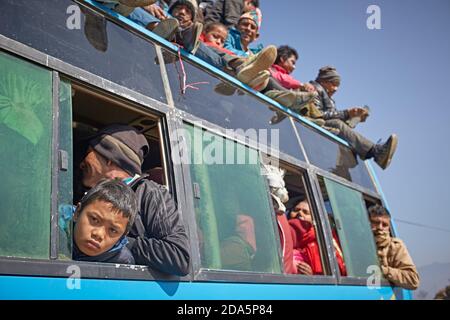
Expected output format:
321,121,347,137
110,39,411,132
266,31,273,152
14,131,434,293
168,0,198,19
316,66,341,85
239,8,262,31
89,124,149,175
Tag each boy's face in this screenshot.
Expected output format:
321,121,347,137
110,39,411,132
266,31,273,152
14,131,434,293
204,26,228,47
74,200,129,257
243,0,256,13
172,4,193,29
237,18,259,47
279,54,297,74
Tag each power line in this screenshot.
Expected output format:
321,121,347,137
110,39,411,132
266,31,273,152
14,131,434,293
394,219,450,234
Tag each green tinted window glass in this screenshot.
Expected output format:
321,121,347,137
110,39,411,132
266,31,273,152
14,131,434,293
58,79,73,259
323,178,379,277
0,52,53,259
185,125,281,273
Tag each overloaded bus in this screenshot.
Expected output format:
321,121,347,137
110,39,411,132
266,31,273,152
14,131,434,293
0,0,411,300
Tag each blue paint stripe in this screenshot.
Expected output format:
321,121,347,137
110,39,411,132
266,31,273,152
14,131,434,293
82,0,350,148
0,275,399,300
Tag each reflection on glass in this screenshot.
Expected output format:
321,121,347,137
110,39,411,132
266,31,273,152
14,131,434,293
58,79,74,260
320,177,380,278
163,49,305,161
294,121,374,191
0,0,166,102
0,52,52,259
184,124,281,273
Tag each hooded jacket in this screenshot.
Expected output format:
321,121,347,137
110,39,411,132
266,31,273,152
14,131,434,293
270,64,302,90
127,175,190,276
73,236,135,264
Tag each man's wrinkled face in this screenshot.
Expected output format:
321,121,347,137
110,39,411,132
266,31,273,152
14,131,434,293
370,215,391,233
172,4,193,29
74,200,128,257
237,18,258,47
80,147,109,188
320,80,339,97
204,25,228,47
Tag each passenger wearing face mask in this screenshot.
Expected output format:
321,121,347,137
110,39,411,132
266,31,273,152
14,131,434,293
369,205,420,290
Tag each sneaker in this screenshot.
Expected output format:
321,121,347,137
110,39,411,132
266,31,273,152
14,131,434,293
374,134,398,170
152,18,179,40
181,22,203,54
82,8,108,52
236,45,277,85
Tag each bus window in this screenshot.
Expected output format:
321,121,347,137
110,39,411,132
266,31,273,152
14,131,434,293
184,124,281,273
69,82,168,263
0,51,53,259
318,177,380,278
282,166,329,276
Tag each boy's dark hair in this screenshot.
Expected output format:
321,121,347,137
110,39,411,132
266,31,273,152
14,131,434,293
204,21,228,34
249,0,260,8
78,179,138,234
368,204,391,219
275,45,299,65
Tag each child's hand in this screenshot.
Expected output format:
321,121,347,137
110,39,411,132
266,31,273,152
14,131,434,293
296,261,313,275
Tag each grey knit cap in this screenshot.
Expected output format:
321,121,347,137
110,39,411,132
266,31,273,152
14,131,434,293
89,124,149,175
316,66,341,85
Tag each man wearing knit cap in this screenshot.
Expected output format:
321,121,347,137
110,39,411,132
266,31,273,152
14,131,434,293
310,66,398,170
79,124,190,276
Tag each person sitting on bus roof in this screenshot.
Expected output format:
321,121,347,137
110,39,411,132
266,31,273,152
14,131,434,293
83,0,180,52
72,179,137,264
168,2,274,90
223,9,263,57
369,204,420,290
79,124,190,276
204,0,260,30
310,66,398,170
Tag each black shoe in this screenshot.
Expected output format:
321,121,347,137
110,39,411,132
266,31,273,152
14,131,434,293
374,134,398,169
82,8,108,52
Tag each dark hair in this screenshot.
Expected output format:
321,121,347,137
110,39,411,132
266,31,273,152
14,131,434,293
249,0,260,8
368,204,391,218
275,45,298,65
78,179,138,234
204,22,228,34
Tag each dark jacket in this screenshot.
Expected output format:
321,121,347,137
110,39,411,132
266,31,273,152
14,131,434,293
127,175,190,276
204,0,244,28
73,236,135,264
310,80,349,121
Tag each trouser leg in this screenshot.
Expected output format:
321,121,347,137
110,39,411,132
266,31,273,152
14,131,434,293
194,42,227,69
324,119,374,159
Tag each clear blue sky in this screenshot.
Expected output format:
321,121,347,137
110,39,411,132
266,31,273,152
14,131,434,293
258,0,450,268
